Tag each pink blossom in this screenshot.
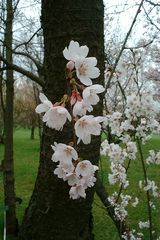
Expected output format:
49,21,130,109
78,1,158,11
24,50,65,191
43,106,71,130
51,142,78,164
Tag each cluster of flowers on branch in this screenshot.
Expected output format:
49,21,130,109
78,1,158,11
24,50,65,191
101,60,160,239
35,40,105,199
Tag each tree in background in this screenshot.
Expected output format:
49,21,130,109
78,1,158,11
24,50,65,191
14,80,41,139
3,0,17,236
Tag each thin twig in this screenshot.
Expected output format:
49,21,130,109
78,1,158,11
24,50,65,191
136,137,153,240
105,0,145,92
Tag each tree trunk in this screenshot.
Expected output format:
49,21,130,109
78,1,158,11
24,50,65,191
0,74,5,144
20,1,104,239
0,0,6,145
3,0,17,236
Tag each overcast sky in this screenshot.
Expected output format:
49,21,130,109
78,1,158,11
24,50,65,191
16,0,159,47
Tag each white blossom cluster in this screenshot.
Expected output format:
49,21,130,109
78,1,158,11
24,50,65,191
122,229,143,240
35,40,105,199
35,93,71,131
139,179,159,197
146,150,160,165
138,220,150,229
104,59,160,238
51,142,98,199
108,193,139,222
103,92,160,143
101,139,137,186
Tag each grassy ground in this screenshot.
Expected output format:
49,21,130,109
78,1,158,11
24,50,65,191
0,129,160,240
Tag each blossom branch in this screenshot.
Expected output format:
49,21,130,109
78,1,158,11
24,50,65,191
136,137,153,240
96,177,130,239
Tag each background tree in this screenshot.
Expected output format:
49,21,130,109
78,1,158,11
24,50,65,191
14,80,40,139
3,0,17,236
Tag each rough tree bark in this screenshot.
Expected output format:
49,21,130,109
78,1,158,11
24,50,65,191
20,1,104,240
3,0,17,236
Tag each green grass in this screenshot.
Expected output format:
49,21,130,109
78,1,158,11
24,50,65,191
0,129,160,240
0,128,40,240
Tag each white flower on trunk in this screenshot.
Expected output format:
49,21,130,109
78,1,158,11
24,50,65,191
69,185,86,199
35,93,52,113
43,106,71,130
82,175,97,188
75,160,97,177
51,142,78,164
35,93,71,131
73,100,93,117
68,161,98,199
74,115,104,144
63,40,89,62
65,173,80,186
83,84,105,106
54,162,75,180
54,165,67,180
75,57,100,86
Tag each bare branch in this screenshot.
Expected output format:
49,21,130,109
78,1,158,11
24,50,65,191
0,39,44,73
13,27,42,51
143,5,160,32
145,0,160,7
124,36,156,50
0,54,44,87
105,0,145,92
13,51,43,71
96,177,130,238
13,0,21,13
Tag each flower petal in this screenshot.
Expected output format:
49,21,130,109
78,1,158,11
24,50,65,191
63,47,71,60
89,84,105,93
35,103,49,113
80,45,89,57
39,93,48,102
88,67,100,78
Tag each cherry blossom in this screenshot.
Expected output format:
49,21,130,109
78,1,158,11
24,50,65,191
69,184,86,199
69,163,98,199
35,93,72,130
51,142,78,164
139,221,150,229
51,142,98,199
70,90,82,106
72,99,93,117
65,173,79,186
74,115,104,144
43,106,71,130
75,57,100,86
75,160,98,177
82,84,105,106
54,165,67,180
146,150,160,165
63,40,89,62
35,93,52,114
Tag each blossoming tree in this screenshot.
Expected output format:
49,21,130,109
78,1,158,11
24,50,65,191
100,55,160,240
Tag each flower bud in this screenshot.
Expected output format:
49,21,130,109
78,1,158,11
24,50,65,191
66,61,74,70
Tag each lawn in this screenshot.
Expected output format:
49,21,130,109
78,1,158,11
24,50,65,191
0,129,160,240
